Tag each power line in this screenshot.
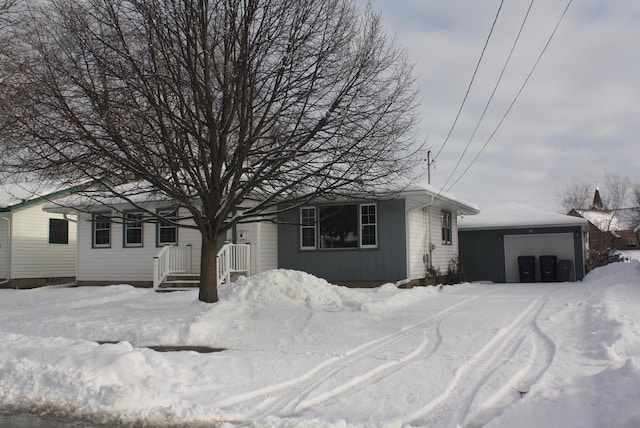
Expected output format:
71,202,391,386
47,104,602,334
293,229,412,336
445,0,573,194
432,0,505,162
440,0,535,193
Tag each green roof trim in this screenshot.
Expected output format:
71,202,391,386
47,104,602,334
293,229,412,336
3,182,93,212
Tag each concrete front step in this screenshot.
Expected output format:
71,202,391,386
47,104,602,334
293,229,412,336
157,278,200,292
166,274,200,282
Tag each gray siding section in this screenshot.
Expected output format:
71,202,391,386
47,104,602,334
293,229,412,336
278,199,407,283
460,226,585,283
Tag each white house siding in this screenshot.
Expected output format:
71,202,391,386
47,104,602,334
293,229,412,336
406,200,462,280
77,208,202,284
10,204,77,279
0,213,10,279
406,205,428,280
236,220,278,275
257,221,278,273
429,204,460,273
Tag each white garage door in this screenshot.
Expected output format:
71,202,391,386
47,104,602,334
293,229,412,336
504,233,575,283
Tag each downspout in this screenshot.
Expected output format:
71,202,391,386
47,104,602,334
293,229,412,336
0,216,11,285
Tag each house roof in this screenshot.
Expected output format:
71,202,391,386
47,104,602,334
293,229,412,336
397,182,480,215
45,179,481,216
458,202,587,230
44,181,172,214
0,182,91,212
574,209,619,231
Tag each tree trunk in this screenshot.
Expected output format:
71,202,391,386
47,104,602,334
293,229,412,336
199,238,219,303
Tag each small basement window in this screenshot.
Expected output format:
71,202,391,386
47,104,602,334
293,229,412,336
49,218,69,244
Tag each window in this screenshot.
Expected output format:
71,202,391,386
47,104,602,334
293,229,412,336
49,218,68,244
360,204,377,247
300,203,377,250
628,238,637,248
319,205,358,248
441,210,452,245
92,213,111,248
300,207,316,249
124,212,143,247
157,209,178,246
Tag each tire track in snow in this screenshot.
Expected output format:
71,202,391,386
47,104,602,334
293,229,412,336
213,291,496,418
404,294,554,427
461,316,556,428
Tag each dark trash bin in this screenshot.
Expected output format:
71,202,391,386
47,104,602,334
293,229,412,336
540,255,558,282
518,256,536,283
558,259,573,282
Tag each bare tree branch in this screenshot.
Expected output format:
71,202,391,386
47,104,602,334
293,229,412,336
0,0,421,302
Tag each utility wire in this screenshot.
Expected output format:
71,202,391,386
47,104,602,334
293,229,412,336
440,0,535,193
445,0,573,193
432,0,504,162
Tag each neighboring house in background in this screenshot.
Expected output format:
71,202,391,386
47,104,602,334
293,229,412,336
45,182,479,288
459,203,587,283
568,188,640,252
277,183,479,286
0,183,81,288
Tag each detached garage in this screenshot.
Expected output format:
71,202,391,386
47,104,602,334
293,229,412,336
458,203,587,283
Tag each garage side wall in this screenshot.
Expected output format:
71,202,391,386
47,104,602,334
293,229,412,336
460,226,585,283
459,229,506,283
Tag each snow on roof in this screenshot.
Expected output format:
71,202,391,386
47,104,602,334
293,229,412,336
44,181,173,213
458,202,586,230
0,182,70,209
396,181,480,214
45,178,481,215
576,209,619,231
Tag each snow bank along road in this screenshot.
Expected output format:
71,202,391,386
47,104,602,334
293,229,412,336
0,264,639,427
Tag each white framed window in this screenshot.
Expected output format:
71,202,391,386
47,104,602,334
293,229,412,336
300,207,316,249
441,210,452,245
156,209,178,246
49,218,69,245
92,213,111,248
124,211,143,247
360,203,377,248
302,203,378,250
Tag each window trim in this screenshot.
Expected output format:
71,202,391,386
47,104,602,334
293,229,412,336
48,218,69,245
123,211,144,248
359,203,377,248
300,203,378,250
441,210,452,246
92,212,111,249
300,206,317,250
156,208,178,247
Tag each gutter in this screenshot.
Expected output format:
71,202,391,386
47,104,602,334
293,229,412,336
0,216,11,285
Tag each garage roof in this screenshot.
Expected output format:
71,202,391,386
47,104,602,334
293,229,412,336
459,202,587,230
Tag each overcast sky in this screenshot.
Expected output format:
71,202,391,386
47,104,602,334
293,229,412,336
368,0,640,212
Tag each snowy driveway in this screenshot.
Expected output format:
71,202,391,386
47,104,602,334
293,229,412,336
1,264,640,427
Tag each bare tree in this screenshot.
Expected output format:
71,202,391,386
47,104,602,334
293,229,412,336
630,183,640,229
0,0,17,16
602,172,631,211
557,173,632,215
556,179,592,213
0,0,421,302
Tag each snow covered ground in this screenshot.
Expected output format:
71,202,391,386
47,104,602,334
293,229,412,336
1,264,640,427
